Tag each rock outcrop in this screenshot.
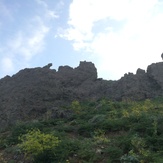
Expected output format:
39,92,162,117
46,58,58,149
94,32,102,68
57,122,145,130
0,61,163,130
147,62,163,90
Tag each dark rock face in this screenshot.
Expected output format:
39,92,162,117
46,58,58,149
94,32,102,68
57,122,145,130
0,61,163,130
112,71,159,101
0,61,101,130
111,63,163,101
147,62,163,90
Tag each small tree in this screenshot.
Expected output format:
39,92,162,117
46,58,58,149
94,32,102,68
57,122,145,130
18,129,60,161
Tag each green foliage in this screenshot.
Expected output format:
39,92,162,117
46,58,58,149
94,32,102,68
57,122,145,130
78,122,94,137
0,136,8,149
89,114,106,124
1,97,163,162
93,129,110,144
105,146,123,160
130,135,150,161
120,154,139,163
71,100,81,114
77,138,97,162
18,129,60,161
52,138,80,162
6,121,44,145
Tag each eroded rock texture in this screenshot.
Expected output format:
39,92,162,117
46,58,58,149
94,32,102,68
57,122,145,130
0,61,163,129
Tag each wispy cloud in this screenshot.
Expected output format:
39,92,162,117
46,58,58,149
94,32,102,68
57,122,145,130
59,0,163,79
36,0,59,19
0,16,49,76
0,0,60,78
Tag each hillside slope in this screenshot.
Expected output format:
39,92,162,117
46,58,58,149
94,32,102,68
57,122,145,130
0,61,163,129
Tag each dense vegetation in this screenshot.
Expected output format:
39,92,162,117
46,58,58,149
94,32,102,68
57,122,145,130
0,97,163,163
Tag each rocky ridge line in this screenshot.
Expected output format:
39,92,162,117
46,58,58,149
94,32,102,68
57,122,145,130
0,61,163,129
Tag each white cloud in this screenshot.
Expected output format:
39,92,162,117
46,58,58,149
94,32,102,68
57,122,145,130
6,16,49,62
0,15,50,79
0,0,59,78
1,57,14,76
59,0,163,80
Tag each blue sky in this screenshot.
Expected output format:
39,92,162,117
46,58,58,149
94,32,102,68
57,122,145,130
0,0,163,80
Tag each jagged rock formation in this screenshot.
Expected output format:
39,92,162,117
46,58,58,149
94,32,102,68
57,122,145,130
43,63,53,69
0,61,163,130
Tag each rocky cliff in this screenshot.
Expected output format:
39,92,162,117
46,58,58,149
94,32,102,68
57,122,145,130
0,61,163,130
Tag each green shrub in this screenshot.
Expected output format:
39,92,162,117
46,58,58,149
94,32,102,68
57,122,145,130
77,138,97,162
0,136,8,149
78,123,94,137
7,121,44,145
120,154,139,163
93,129,110,145
104,146,123,161
126,134,151,162
98,118,129,132
146,135,163,151
88,114,106,124
71,100,81,114
52,138,80,162
1,97,163,162
18,129,60,161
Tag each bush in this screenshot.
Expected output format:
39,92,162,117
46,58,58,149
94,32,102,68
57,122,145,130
77,138,97,161
120,154,139,163
78,123,94,137
71,100,81,114
89,114,106,124
104,146,123,161
53,138,80,162
18,129,60,161
7,121,44,145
